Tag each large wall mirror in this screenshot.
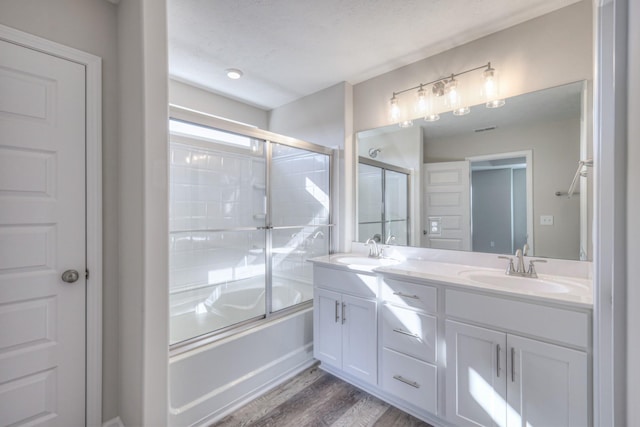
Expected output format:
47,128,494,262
356,80,592,261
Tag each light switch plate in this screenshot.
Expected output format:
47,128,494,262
540,215,554,225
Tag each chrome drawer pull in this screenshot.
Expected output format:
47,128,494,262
393,375,420,389
393,291,420,300
392,328,421,340
335,300,340,323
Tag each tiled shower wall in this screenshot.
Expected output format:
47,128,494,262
169,142,266,292
169,141,330,293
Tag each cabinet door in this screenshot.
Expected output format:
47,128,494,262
342,294,377,385
507,335,588,427
446,320,507,427
313,288,342,369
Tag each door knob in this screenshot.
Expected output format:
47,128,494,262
61,269,80,283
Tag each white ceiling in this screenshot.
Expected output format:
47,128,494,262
168,0,581,110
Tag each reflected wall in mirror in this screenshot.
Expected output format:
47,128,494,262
356,81,592,261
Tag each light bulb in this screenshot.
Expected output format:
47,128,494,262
445,76,461,109
483,64,504,108
416,86,428,114
389,95,400,122
226,68,243,79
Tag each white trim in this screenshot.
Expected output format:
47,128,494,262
466,150,534,255
0,24,103,427
593,0,628,425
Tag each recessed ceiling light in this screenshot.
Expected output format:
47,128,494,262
226,68,243,79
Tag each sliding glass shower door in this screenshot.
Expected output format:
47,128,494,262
270,143,331,312
168,116,332,346
358,159,409,245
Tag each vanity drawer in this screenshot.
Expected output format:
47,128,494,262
381,348,437,413
380,278,437,313
382,304,437,363
313,266,377,299
446,289,590,348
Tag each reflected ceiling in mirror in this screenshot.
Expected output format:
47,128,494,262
356,81,591,261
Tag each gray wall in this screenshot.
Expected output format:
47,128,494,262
0,0,121,421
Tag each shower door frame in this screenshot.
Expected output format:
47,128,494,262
357,156,411,245
169,106,334,352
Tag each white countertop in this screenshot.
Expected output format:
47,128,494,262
309,253,593,309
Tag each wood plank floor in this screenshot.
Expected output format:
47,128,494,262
211,365,434,427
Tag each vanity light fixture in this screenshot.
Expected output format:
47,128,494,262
226,68,244,79
388,62,505,126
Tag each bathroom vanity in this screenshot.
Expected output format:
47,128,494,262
310,253,592,427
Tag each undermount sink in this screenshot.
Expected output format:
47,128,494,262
458,270,588,294
332,255,401,268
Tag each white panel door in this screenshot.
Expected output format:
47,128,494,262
446,320,507,427
506,335,588,427
423,161,471,250
0,39,86,426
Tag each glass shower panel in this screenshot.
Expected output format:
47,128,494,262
358,163,383,241
169,230,266,344
385,169,409,245
270,143,331,312
169,124,267,344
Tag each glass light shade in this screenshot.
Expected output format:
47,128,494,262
415,87,428,114
452,106,470,116
424,113,440,122
398,120,414,128
444,77,462,110
482,65,504,108
389,96,400,122
486,99,506,108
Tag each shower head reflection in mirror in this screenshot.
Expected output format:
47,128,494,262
356,81,592,261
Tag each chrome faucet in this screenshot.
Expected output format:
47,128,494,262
498,244,547,278
514,249,526,274
366,234,384,258
365,238,380,258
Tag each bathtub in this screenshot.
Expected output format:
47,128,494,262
170,280,311,345
169,307,314,426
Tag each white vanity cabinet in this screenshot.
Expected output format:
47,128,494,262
379,278,439,413
313,266,378,385
445,290,589,427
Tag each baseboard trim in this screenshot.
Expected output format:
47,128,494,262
102,416,125,427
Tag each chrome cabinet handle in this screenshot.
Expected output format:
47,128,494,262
393,328,421,340
511,347,516,382
62,269,80,283
342,302,346,324
335,300,340,323
497,344,501,377
392,291,419,300
393,375,420,389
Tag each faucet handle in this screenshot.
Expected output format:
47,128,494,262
527,259,547,278
498,256,516,274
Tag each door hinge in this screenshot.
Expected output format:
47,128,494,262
85,269,90,280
